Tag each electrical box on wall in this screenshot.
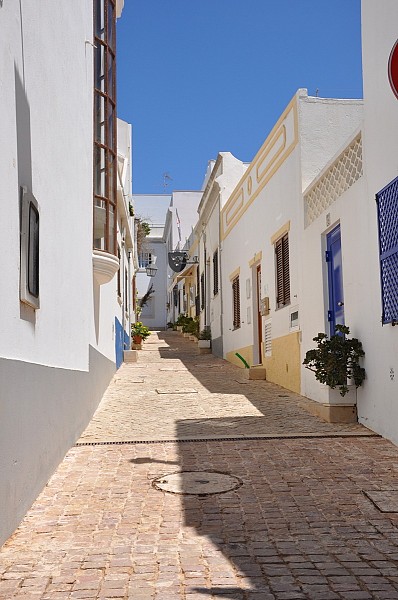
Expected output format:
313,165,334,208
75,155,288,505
260,297,270,316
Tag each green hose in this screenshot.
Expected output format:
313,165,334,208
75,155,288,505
235,352,250,369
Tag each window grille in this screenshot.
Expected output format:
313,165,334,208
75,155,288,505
304,134,363,227
213,249,219,296
264,321,272,355
376,175,398,324
275,234,290,308
232,276,241,329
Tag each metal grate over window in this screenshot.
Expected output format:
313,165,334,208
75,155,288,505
232,276,240,329
376,175,398,324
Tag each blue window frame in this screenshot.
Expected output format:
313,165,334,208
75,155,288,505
376,175,398,324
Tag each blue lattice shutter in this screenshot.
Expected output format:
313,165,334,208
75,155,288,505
376,175,398,324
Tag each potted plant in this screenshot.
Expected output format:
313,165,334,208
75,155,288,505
198,328,211,349
303,324,365,397
131,321,151,346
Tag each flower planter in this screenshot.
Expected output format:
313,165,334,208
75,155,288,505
198,339,211,349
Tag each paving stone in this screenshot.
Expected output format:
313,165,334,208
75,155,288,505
1,332,398,599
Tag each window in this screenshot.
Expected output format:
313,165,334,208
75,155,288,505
376,176,398,324
213,249,219,296
232,276,240,329
117,245,121,296
20,186,40,309
264,320,272,355
93,0,117,255
275,233,290,308
138,251,152,269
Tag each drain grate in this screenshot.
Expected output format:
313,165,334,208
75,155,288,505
152,470,243,496
75,432,380,447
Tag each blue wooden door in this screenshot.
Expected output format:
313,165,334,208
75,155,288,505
326,225,345,335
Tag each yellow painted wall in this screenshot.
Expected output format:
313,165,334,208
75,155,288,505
226,345,254,369
263,331,301,393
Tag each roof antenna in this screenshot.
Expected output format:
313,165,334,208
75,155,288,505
163,172,173,191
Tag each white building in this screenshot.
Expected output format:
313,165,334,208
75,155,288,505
220,90,363,393
134,194,172,330
301,0,398,437
0,0,132,545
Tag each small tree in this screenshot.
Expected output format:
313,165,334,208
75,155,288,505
303,324,365,397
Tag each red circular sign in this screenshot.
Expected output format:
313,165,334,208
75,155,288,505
388,40,398,99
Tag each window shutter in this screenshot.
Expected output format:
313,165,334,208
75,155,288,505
376,176,398,323
282,234,290,305
275,234,290,308
232,276,240,328
200,272,205,310
213,250,219,296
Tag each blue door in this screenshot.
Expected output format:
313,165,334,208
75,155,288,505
326,225,345,336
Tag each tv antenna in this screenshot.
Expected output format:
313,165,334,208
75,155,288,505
163,172,173,191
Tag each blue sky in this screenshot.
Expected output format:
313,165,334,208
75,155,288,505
117,0,362,194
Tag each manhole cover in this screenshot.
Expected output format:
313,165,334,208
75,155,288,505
152,471,243,495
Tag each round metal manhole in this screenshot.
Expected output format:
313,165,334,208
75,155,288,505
152,470,243,496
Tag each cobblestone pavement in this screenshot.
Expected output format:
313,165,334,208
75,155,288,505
78,332,372,443
3,333,398,599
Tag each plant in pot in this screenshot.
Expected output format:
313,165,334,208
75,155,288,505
131,321,150,346
303,324,365,397
198,328,211,349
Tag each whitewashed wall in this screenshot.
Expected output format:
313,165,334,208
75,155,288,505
0,0,128,545
357,0,398,442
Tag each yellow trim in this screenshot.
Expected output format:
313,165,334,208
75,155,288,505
270,220,291,245
220,95,298,241
249,251,262,268
247,176,252,195
226,345,254,369
229,267,240,282
256,125,286,183
225,189,244,225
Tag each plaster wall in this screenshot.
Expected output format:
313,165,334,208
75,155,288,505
136,239,168,330
356,0,398,443
0,346,114,546
299,94,363,191
0,0,93,371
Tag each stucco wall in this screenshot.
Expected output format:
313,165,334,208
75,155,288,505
0,346,115,546
358,0,398,443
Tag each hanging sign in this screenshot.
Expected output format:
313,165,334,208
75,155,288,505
388,39,398,99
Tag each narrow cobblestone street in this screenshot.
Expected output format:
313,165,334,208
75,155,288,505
2,332,398,600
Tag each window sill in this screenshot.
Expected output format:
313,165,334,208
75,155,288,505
93,250,119,285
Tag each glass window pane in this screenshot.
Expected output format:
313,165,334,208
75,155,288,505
94,199,107,250
109,204,115,254
108,151,116,204
108,1,115,50
94,146,107,197
95,0,105,40
107,54,115,100
28,203,39,297
108,101,115,150
94,93,106,144
94,44,106,92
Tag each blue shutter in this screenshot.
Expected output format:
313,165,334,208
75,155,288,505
376,175,398,324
